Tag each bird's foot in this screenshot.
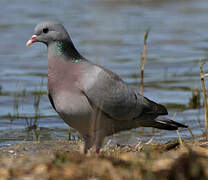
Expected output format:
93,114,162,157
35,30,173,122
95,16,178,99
96,147,100,154
84,148,88,154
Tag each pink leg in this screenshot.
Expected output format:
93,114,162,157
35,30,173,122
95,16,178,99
96,147,100,154
83,135,93,154
95,134,104,154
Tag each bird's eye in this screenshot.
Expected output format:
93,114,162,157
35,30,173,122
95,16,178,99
43,28,49,33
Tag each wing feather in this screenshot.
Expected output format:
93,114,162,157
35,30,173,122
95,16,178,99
84,65,143,120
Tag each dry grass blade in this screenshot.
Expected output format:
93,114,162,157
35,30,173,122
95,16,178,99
176,130,183,146
188,127,195,140
173,113,183,145
139,28,150,95
199,62,208,140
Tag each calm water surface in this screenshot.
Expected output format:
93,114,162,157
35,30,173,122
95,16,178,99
0,0,208,146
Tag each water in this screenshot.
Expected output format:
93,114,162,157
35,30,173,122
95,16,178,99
0,0,208,146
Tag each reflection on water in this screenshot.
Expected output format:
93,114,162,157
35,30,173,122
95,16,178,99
0,0,208,145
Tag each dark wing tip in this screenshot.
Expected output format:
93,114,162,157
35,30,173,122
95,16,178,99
157,104,168,115
157,119,188,130
143,96,168,115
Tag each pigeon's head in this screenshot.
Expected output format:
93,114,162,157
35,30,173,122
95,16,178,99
26,21,70,46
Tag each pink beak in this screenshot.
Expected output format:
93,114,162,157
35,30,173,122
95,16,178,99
26,35,37,46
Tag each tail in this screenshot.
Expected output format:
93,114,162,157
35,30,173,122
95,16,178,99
139,117,188,130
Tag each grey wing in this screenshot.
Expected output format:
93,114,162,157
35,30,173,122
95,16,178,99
84,66,147,120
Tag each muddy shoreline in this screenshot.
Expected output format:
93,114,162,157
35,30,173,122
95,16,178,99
0,140,207,179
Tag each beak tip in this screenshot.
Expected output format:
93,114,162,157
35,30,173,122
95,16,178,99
26,35,37,47
26,40,32,47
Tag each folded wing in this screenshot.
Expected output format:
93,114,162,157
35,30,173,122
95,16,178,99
84,65,167,121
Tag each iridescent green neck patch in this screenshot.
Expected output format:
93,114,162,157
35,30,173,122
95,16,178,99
55,41,64,56
72,59,81,63
55,42,82,62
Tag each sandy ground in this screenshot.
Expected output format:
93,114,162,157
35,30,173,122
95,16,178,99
0,140,207,180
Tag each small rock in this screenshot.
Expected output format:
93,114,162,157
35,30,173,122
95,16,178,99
8,150,14,154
